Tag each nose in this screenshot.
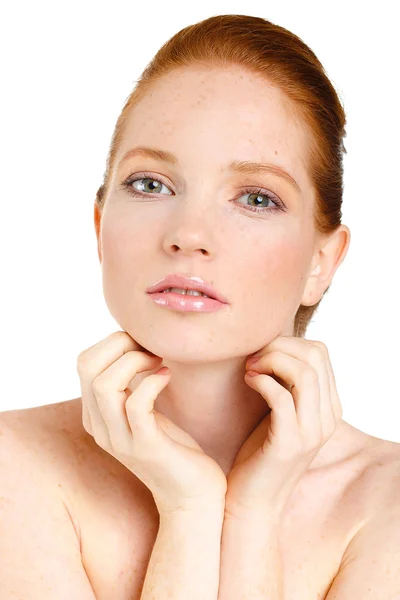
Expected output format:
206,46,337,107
162,193,219,258
163,222,214,258
170,243,209,256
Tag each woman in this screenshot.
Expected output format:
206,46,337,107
1,13,399,600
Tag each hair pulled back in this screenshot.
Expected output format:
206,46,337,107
95,14,347,338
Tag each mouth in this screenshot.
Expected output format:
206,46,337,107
146,274,229,304
147,288,227,312
158,288,214,299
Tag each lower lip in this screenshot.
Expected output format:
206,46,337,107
147,292,227,312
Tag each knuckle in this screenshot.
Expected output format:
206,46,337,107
92,374,107,395
110,331,137,351
312,340,327,352
307,344,325,362
110,330,129,341
76,354,98,381
76,351,89,372
299,366,318,385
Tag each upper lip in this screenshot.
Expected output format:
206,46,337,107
146,274,229,304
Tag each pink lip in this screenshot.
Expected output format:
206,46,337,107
146,274,229,304
148,292,226,313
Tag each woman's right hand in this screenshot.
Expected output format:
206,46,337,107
76,330,227,516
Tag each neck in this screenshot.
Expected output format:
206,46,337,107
153,358,270,475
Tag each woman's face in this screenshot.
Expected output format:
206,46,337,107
95,65,321,362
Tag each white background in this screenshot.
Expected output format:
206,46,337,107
1,1,399,442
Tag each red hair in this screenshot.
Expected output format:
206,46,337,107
95,14,347,338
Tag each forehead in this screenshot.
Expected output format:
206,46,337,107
117,66,311,186
125,66,302,136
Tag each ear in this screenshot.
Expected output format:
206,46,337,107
300,224,351,307
94,202,102,264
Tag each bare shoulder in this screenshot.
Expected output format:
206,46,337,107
0,399,87,535
361,433,400,486
371,437,400,503
0,400,160,598
0,397,143,491
350,428,400,509
0,398,90,476
0,401,100,598
335,429,400,550
324,439,400,598
0,397,158,528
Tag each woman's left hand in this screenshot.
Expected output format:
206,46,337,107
225,336,343,521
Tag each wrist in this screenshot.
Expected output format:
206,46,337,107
159,505,225,544
160,499,226,522
224,502,282,528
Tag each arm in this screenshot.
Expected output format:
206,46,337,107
323,505,400,599
0,416,96,599
219,505,400,600
218,511,283,600
140,504,225,600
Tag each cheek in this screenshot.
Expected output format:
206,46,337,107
239,234,307,322
101,212,151,270
100,215,152,312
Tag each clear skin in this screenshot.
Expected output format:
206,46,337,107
94,64,352,478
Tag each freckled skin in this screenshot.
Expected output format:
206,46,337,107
94,64,350,475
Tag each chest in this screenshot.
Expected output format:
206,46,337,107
72,460,375,600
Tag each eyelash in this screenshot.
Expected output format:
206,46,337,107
120,172,285,214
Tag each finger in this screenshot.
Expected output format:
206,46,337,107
315,343,343,423
285,342,334,440
251,337,340,436
77,331,161,444
76,334,131,442
310,342,341,435
88,350,163,447
248,351,322,439
125,367,171,440
245,374,299,454
94,358,169,449
287,339,341,432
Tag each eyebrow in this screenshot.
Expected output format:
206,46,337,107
118,145,301,193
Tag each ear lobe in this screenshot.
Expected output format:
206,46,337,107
300,270,321,306
311,264,322,276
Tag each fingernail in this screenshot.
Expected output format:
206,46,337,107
247,356,260,367
246,371,259,378
156,366,170,376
